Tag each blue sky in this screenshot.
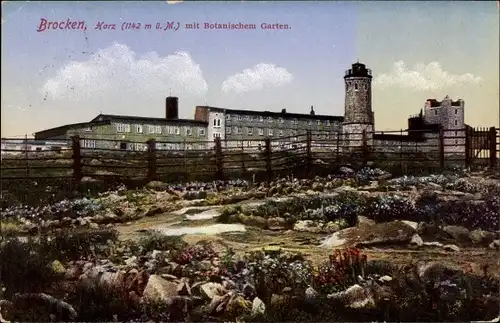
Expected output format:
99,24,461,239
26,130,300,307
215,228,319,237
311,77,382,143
1,1,498,137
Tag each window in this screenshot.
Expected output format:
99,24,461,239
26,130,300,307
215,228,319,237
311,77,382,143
326,120,330,126
185,127,192,136
434,110,438,115
454,120,458,126
226,127,232,134
455,131,458,136
258,128,264,136
259,116,264,122
198,128,206,136
186,144,193,150
155,126,162,134
174,127,180,135
84,126,92,132
155,143,163,150
293,119,298,124
268,117,273,123
136,125,143,133
268,129,274,136
226,114,231,120
148,125,155,133
247,127,253,135
279,130,284,137
364,84,368,91
82,139,96,148
308,120,312,126
234,126,239,134
116,123,130,133
455,109,458,115
278,118,284,124
316,120,321,126
168,126,175,134
237,115,242,121
354,83,358,91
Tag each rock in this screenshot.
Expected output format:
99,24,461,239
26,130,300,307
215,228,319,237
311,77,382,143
489,240,500,250
200,282,226,300
304,286,319,305
357,216,376,227
327,284,376,309
142,275,179,303
267,217,286,231
294,220,320,233
251,297,266,316
124,256,138,267
146,181,168,191
470,229,496,246
325,221,341,233
51,260,66,274
379,275,393,283
321,220,416,248
443,225,471,242
443,244,460,252
409,234,424,247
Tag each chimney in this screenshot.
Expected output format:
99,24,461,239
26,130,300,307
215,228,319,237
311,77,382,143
310,105,315,116
166,96,179,120
281,108,287,114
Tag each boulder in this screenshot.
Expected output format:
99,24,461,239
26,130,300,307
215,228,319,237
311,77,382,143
321,220,416,248
142,275,179,303
443,225,471,243
469,229,496,246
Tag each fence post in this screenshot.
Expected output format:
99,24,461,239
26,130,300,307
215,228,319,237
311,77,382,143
71,135,82,184
362,130,368,167
439,127,445,170
336,131,340,165
306,131,312,177
146,139,157,182
214,136,223,181
464,126,471,168
264,138,272,183
489,127,497,168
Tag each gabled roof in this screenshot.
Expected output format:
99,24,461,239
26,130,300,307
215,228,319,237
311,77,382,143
34,120,111,139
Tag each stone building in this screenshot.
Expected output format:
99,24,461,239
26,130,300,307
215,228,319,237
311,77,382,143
34,97,208,150
194,105,343,149
342,62,374,149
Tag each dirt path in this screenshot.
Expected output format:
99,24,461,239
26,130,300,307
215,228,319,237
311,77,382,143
113,204,500,278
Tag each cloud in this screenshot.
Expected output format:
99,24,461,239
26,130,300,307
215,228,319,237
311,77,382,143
41,43,208,101
373,61,482,92
221,63,293,94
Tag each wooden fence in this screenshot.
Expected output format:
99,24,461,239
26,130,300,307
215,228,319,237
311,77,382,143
1,127,499,184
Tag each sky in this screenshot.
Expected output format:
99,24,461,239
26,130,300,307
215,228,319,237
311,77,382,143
1,1,499,137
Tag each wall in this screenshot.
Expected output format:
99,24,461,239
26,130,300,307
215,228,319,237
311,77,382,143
207,110,226,146
342,124,374,149
61,120,209,150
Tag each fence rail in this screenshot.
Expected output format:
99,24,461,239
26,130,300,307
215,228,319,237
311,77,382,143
1,127,499,183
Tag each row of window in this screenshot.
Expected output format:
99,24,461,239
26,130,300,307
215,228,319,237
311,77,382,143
226,126,337,139
114,123,206,136
225,114,334,127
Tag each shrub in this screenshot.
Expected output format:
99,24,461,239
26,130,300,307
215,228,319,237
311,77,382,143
0,237,62,298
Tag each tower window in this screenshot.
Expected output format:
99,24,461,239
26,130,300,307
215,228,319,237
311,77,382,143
434,110,437,115
454,120,458,126
364,84,368,90
455,109,458,114
354,83,358,91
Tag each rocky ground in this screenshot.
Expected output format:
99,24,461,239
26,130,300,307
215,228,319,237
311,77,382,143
1,167,499,322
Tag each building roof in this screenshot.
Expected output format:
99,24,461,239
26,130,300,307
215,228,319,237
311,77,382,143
34,120,111,139
91,114,208,126
426,97,463,107
197,106,345,122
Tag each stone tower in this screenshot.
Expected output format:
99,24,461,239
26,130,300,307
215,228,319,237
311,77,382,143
342,62,374,149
